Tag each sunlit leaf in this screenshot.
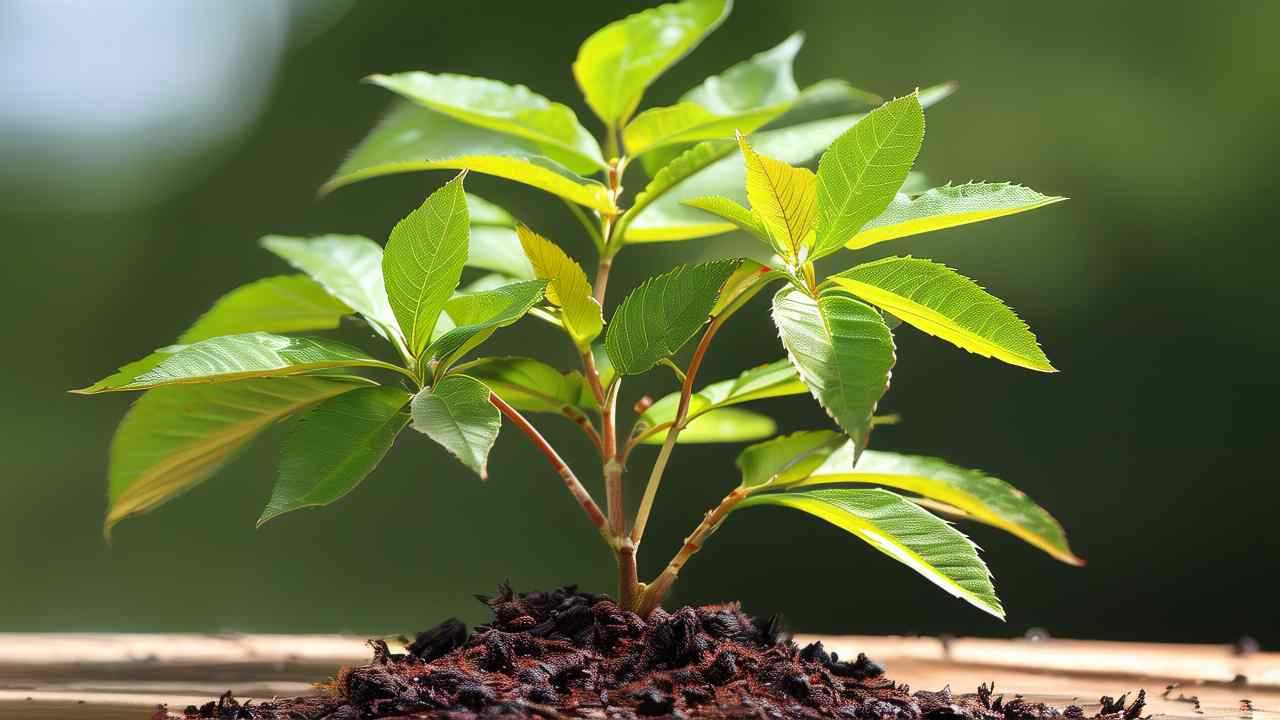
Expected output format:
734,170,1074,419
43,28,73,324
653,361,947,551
323,103,611,211
849,182,1066,250
258,386,411,526
369,72,605,174
811,93,925,260
106,377,365,531
468,225,535,280
411,375,500,478
178,275,351,344
517,225,603,349
788,445,1082,565
573,0,732,127
427,280,547,363
261,235,401,342
772,286,894,453
605,259,741,375
383,173,470,357
736,429,843,488
641,407,775,445
639,358,805,431
829,256,1054,372
458,356,594,414
737,487,1004,618
681,196,769,243
621,139,738,242
739,133,816,262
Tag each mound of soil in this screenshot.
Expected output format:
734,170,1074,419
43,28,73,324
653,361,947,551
183,585,1147,720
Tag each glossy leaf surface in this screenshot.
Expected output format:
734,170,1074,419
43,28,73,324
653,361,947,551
459,356,593,414
261,235,401,342
850,182,1066,250
411,375,500,478
517,225,603,349
736,429,843,488
639,359,805,430
179,275,351,344
641,407,775,445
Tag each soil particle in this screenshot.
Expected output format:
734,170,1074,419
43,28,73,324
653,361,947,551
183,586,1153,720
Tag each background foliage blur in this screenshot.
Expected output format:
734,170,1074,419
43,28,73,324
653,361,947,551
2,0,1277,644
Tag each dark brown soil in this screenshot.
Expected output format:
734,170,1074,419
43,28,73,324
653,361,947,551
183,585,1148,720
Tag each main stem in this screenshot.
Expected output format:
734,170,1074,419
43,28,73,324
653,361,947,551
634,485,749,616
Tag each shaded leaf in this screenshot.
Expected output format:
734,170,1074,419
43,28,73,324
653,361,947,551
738,487,1003,618
106,377,364,531
736,429,843,488
466,193,516,227
573,0,731,126
179,275,352,344
459,356,594,414
261,235,401,342
427,279,547,363
469,225,535,280
829,256,1053,372
517,225,603,349
369,72,605,174
258,386,411,525
641,407,775,445
639,358,805,430
849,182,1066,250
772,286,895,452
605,259,741,375
411,375,500,478
812,93,925,259
739,132,816,262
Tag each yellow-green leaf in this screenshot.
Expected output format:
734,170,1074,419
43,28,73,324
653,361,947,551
848,182,1067,250
458,356,595,414
735,429,843,488
639,358,805,432
739,132,816,262
641,407,777,445
682,196,769,244
516,225,603,349
177,275,352,345
829,256,1054,372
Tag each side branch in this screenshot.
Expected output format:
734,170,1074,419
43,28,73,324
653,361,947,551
491,392,607,532
635,485,749,616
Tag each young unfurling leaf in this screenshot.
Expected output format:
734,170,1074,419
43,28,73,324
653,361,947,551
738,133,817,263
517,226,603,349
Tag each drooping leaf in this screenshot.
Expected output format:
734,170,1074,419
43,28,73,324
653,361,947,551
605,259,741,375
106,377,365,531
323,103,611,211
411,375,500,478
258,386,411,526
736,429,843,488
811,93,925,260
641,407,775,445
368,72,605,175
739,133,816,262
737,487,1004,618
261,235,401,342
848,182,1066,250
623,33,803,156
427,280,547,363
178,275,352,344
74,333,402,393
458,356,595,414
383,173,470,357
468,225,535,280
639,358,805,431
829,256,1054,372
466,193,516,227
517,225,603,349
787,446,1082,565
772,286,895,452
681,196,769,243
573,0,732,127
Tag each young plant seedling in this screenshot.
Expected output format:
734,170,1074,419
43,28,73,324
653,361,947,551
76,0,1079,619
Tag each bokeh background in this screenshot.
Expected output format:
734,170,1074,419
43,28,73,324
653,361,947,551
3,0,1277,645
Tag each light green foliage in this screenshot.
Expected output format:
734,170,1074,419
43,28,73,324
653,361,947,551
427,280,548,365
621,140,737,242
681,196,769,243
517,226,603,349
370,72,605,174
459,357,594,414
829,256,1054,371
738,488,1003,618
812,93,925,259
772,286,895,453
738,133,817,263
605,259,741,374
850,182,1065,249
639,359,805,431
644,407,776,445
179,276,351,344
411,375,501,478
259,386,411,526
383,174,471,357
106,377,365,531
261,235,401,342
573,0,731,127
736,430,843,489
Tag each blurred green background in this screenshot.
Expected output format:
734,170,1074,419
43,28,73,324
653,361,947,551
3,0,1277,644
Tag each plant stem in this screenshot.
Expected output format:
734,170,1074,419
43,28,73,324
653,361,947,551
562,406,603,452
602,381,625,537
563,199,605,252
635,485,750,616
489,392,608,534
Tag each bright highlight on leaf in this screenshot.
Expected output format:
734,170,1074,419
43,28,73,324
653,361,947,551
830,256,1054,372
738,132,817,263
850,182,1066,250
517,226,604,350
411,375,501,479
681,196,769,243
644,407,776,445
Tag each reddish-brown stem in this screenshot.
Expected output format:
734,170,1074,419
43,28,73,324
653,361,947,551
562,406,603,453
582,351,607,407
635,485,750,616
490,392,607,532
602,381,625,537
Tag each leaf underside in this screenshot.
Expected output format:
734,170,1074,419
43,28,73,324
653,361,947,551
411,375,501,478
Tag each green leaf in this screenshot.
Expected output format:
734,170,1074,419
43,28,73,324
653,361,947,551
106,377,365,531
261,235,401,343
621,139,738,242
517,225,603,349
849,182,1066,250
179,275,352,344
812,93,925,260
738,487,1003,618
573,0,732,127
605,259,741,375
466,193,516,227
829,256,1054,372
787,446,1082,565
468,225,535,280
258,386,411,526
323,103,611,211
772,286,895,452
383,173,470,357
681,196,769,243
736,429,843,488
738,132,817,262
368,72,604,175
458,356,594,414
642,407,775,445
639,358,805,431
74,333,402,393
623,33,803,156
411,375,500,478
427,280,547,363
